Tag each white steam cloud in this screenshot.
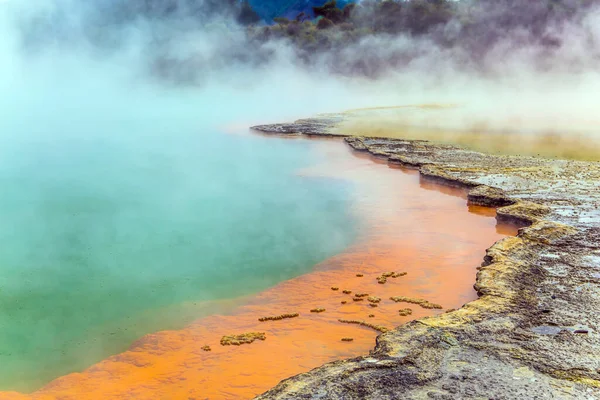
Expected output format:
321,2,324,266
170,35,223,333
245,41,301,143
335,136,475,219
1,0,599,153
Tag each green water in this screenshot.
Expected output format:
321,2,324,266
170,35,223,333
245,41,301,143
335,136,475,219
0,128,357,391
0,7,361,389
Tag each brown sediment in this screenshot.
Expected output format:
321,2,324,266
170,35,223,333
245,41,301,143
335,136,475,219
1,133,513,400
342,290,352,294
220,332,266,346
390,296,443,309
330,287,339,291
258,313,299,322
398,308,413,316
201,345,212,352
309,308,326,313
341,338,354,342
355,274,363,277
338,319,389,333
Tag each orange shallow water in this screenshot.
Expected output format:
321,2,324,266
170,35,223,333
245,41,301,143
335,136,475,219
1,134,515,400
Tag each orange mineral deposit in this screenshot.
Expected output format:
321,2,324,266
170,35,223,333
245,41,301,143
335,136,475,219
0,134,515,400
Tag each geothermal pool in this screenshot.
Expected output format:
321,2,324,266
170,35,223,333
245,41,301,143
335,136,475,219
0,131,514,399
0,129,357,391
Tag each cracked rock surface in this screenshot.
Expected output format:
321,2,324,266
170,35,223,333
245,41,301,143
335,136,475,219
251,117,600,399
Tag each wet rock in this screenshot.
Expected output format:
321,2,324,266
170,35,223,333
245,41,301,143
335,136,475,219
468,185,514,207
496,201,552,226
251,116,343,137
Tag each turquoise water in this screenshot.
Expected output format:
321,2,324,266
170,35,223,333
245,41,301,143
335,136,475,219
0,126,357,390
0,7,361,390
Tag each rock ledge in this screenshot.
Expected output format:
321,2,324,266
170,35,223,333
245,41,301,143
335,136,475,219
252,118,600,399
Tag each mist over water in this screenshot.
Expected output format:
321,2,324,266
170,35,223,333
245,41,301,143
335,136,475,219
1,0,599,392
0,3,369,391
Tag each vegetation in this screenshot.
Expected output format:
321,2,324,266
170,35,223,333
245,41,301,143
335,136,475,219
247,0,597,75
70,0,598,79
108,0,261,26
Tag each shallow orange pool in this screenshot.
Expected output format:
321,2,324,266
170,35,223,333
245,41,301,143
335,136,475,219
0,134,514,400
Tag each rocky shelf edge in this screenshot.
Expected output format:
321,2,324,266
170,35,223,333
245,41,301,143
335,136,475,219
251,119,600,399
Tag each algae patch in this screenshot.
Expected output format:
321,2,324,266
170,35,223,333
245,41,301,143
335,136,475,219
220,332,266,346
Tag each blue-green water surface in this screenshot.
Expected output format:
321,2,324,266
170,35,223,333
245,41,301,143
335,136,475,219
0,127,357,391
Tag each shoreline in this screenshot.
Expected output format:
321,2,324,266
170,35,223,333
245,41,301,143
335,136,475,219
252,118,600,399
0,131,510,400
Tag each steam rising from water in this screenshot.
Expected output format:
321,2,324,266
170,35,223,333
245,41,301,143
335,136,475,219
0,0,598,391
0,0,372,391
4,0,600,144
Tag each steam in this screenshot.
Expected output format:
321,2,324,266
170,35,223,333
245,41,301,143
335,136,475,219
0,0,374,391
0,0,599,392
